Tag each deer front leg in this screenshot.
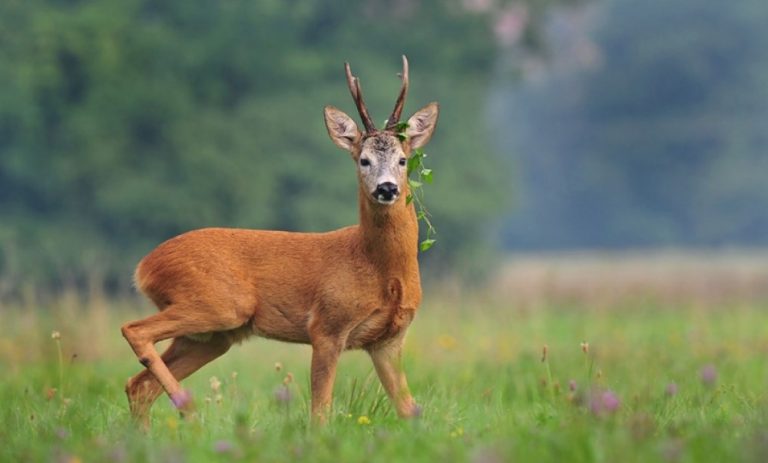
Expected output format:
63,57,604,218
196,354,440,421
368,341,419,418
309,336,344,424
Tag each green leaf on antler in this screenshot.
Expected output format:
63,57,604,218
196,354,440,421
419,239,436,252
406,147,437,252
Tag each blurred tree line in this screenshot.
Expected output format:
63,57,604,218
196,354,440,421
0,0,580,297
502,0,768,249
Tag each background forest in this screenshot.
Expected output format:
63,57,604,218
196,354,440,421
1,0,767,294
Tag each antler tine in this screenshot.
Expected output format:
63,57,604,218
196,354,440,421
386,55,409,130
344,62,376,133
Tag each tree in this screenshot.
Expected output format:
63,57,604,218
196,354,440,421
502,0,768,249
0,0,577,295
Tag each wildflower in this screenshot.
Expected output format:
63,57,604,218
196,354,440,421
274,362,283,372
581,341,589,354
231,371,238,380
569,379,578,392
450,426,464,438
45,388,58,401
665,382,678,397
213,440,234,454
700,364,717,386
412,404,423,418
51,331,61,340
166,417,178,431
437,334,457,350
274,385,292,404
209,376,221,393
357,415,371,425
170,390,192,410
283,373,294,385
590,389,620,416
601,391,620,412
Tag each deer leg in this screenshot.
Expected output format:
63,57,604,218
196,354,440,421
368,341,419,418
126,334,231,427
309,337,344,424
121,305,245,416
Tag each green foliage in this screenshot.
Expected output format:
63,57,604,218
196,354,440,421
401,118,437,252
0,0,584,291
503,0,768,249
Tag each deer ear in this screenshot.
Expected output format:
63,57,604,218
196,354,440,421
324,106,361,151
406,102,439,150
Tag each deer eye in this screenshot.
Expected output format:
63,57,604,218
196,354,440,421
360,158,370,167
399,157,406,166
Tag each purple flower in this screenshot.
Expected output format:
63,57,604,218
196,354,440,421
213,440,234,454
665,382,678,397
601,390,620,412
700,364,717,386
170,390,192,410
568,380,578,392
274,385,292,404
590,389,620,416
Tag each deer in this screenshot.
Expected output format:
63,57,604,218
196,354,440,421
120,55,439,426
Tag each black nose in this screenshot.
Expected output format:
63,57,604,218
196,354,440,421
375,182,399,201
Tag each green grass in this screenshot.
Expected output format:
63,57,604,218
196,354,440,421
2,294,768,462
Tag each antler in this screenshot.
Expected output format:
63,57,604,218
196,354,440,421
385,55,409,130
345,62,377,133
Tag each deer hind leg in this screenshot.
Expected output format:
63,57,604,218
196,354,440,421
368,340,419,418
121,304,246,417
126,334,231,427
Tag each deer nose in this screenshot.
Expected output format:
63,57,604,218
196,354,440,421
375,182,399,201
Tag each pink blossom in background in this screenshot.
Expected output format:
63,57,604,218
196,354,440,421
569,379,578,392
700,364,717,386
170,390,192,410
590,389,621,416
462,0,494,13
665,382,679,397
213,440,234,454
494,4,529,47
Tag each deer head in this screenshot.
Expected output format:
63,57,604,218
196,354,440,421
324,56,439,206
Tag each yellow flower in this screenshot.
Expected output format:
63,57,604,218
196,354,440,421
437,334,456,350
357,415,371,425
166,417,178,431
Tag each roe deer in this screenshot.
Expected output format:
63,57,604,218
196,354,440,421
121,55,439,425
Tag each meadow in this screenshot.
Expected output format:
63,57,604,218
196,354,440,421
2,254,768,462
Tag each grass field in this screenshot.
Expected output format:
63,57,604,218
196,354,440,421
2,266,768,462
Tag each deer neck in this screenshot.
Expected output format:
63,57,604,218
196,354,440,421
357,186,419,278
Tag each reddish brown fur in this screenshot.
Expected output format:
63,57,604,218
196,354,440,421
121,57,438,426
